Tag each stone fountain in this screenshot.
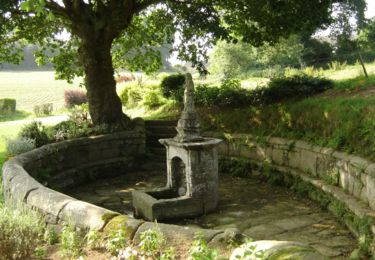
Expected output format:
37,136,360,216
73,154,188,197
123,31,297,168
132,73,222,221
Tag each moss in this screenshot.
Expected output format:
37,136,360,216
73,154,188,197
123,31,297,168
101,212,120,224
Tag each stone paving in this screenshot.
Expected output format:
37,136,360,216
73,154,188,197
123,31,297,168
67,161,356,259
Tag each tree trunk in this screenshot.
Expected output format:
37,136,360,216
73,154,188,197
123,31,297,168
79,36,130,127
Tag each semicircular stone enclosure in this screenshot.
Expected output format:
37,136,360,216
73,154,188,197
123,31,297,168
3,118,375,259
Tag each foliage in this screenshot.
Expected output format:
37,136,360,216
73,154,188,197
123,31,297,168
85,229,102,249
43,226,59,245
119,82,144,109
64,89,87,108
261,74,334,103
0,110,31,123
195,74,333,107
0,205,45,259
199,96,375,161
33,103,53,117
189,232,218,260
328,61,347,71
301,38,333,68
160,74,185,101
333,74,375,90
0,98,16,115
19,121,49,147
209,36,304,78
139,228,165,257
59,223,84,259
5,137,36,156
106,227,128,256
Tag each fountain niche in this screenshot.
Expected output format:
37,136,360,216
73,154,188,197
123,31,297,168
132,73,222,221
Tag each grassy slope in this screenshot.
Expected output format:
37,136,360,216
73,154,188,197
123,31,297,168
0,71,82,112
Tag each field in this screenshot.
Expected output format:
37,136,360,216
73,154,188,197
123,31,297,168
0,71,82,112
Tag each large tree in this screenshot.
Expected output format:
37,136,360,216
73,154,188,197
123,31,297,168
0,0,365,127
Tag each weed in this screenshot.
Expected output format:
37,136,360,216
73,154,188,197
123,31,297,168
86,229,102,249
106,227,128,256
59,223,84,258
34,246,47,259
139,228,165,257
189,232,218,260
0,204,45,259
43,226,59,245
5,136,35,156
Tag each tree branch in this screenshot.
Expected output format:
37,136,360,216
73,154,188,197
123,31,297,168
45,0,70,19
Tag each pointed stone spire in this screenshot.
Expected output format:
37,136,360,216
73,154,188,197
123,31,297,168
174,73,203,143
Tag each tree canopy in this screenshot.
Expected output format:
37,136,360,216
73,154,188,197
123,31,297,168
0,0,367,126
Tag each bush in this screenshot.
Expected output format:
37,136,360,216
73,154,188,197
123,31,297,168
261,74,334,103
0,205,45,259
0,98,16,114
19,121,49,147
142,90,166,109
119,82,143,108
59,224,84,258
5,137,36,156
64,89,87,108
33,103,53,117
160,74,185,101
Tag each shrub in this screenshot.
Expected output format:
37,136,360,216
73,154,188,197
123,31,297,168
119,82,143,108
5,137,36,156
189,232,218,260
106,227,128,256
139,228,165,257
261,74,334,103
0,98,16,114
59,223,84,258
142,90,166,109
64,89,87,108
0,205,45,259
115,74,135,84
160,74,185,101
19,121,49,147
33,103,53,117
69,103,91,126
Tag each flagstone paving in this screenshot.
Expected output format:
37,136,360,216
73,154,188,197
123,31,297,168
67,161,356,259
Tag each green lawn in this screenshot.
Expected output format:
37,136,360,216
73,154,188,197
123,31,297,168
0,71,82,112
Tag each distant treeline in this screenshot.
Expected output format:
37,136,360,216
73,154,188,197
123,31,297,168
0,45,53,71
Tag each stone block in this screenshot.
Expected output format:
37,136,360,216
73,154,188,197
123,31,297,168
287,150,301,170
27,187,75,223
8,172,43,203
298,149,317,175
271,148,288,166
133,222,221,246
59,200,118,230
366,175,375,210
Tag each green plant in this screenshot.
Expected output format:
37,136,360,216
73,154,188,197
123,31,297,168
33,103,53,116
106,227,128,256
0,205,45,259
86,229,102,249
160,247,176,260
19,121,49,147
0,98,16,114
119,82,144,108
189,232,218,260
160,74,185,101
328,60,347,71
5,137,36,156
142,89,166,109
59,223,84,258
34,246,47,259
232,239,265,259
139,228,165,257
43,226,59,245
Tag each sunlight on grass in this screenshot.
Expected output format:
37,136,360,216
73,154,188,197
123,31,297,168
0,71,82,112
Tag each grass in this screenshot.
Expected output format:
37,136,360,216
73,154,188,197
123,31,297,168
0,71,82,112
0,110,32,122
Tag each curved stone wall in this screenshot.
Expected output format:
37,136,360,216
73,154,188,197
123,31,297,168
2,130,146,230
209,132,375,252
1,129,227,248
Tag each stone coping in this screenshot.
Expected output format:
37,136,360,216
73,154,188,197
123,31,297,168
1,130,225,246
3,128,375,252
208,132,375,253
